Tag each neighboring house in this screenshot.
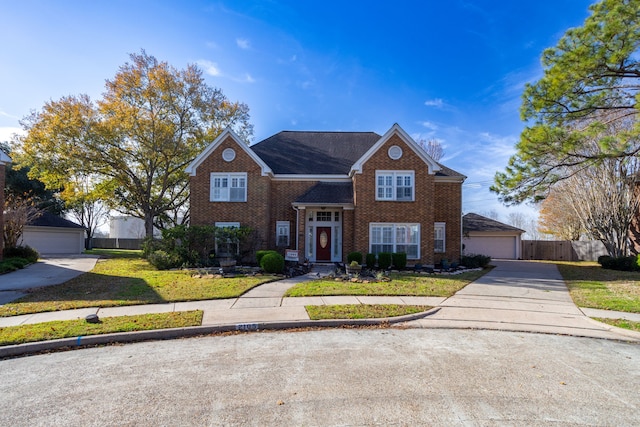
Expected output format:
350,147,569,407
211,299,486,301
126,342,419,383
0,150,10,258
186,124,466,266
22,212,86,255
109,216,160,239
462,213,525,260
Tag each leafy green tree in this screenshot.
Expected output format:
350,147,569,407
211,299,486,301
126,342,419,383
13,50,253,237
492,0,640,203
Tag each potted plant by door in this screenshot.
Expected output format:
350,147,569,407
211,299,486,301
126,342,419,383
346,260,362,275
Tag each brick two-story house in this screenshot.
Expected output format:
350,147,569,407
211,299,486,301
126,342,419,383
186,123,465,266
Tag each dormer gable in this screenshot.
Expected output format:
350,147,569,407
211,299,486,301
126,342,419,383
350,123,442,176
185,127,272,177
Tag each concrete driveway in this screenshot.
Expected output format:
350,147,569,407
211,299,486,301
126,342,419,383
0,255,99,304
407,260,637,340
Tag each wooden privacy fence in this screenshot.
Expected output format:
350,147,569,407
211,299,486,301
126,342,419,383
90,238,145,250
521,240,608,261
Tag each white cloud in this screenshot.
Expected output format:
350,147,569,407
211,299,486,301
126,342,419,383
424,98,444,108
419,121,438,130
196,60,221,76
0,110,20,120
236,38,250,49
0,126,23,142
232,73,255,83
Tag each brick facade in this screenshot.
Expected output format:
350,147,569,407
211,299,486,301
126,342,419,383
188,126,464,266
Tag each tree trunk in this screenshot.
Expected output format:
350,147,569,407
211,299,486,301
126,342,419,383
144,211,155,238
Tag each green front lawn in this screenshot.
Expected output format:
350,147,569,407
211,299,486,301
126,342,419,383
0,250,277,317
306,304,431,320
555,261,640,313
284,269,488,298
0,311,203,346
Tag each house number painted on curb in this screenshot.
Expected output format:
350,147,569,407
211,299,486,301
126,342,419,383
236,323,259,331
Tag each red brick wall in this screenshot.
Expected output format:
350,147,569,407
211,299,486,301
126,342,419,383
269,180,315,248
433,181,463,263
189,136,271,249
351,134,461,265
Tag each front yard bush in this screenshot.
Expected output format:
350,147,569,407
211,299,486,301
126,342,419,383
256,250,279,265
378,252,392,270
392,252,407,270
147,250,183,270
4,245,39,263
347,251,363,264
598,255,640,272
365,253,376,269
461,254,491,269
261,252,285,274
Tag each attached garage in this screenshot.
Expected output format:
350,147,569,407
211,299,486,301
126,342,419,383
463,213,524,260
21,213,86,255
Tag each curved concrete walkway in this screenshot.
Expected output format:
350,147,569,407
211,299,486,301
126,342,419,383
1,260,639,344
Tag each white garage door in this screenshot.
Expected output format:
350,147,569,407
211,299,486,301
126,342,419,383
22,228,85,255
464,236,518,259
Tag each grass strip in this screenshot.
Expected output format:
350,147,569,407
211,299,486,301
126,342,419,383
306,304,430,320
594,318,640,333
555,262,640,313
285,269,488,298
0,311,203,346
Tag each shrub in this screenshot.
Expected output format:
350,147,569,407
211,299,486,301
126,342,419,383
147,250,183,270
377,252,392,270
365,253,376,269
391,252,407,270
256,250,279,265
261,252,284,274
347,251,363,264
460,254,491,269
4,245,39,263
599,255,639,271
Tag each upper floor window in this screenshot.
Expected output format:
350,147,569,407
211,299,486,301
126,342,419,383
376,171,414,201
210,173,247,202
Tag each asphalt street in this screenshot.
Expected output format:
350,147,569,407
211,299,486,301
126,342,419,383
1,328,638,426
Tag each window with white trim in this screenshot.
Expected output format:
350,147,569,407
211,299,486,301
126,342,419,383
276,221,290,247
434,222,446,253
376,171,414,201
370,223,420,259
210,173,247,202
214,222,240,256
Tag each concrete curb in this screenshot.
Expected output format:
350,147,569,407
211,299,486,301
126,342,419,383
0,307,441,358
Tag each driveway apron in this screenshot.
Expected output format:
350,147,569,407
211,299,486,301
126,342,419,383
406,260,637,340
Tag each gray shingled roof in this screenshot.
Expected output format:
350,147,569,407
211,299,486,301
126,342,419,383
251,131,381,175
463,213,525,234
294,182,353,204
250,130,465,178
27,212,86,229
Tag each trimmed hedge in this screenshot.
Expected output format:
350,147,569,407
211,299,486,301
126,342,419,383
598,255,640,271
256,250,279,266
261,252,285,274
392,252,407,270
365,253,377,269
460,254,491,269
378,252,392,270
347,251,363,264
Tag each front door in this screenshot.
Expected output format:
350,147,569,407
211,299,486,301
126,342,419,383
316,227,332,261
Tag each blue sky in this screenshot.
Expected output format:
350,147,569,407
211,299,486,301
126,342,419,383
0,0,594,225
